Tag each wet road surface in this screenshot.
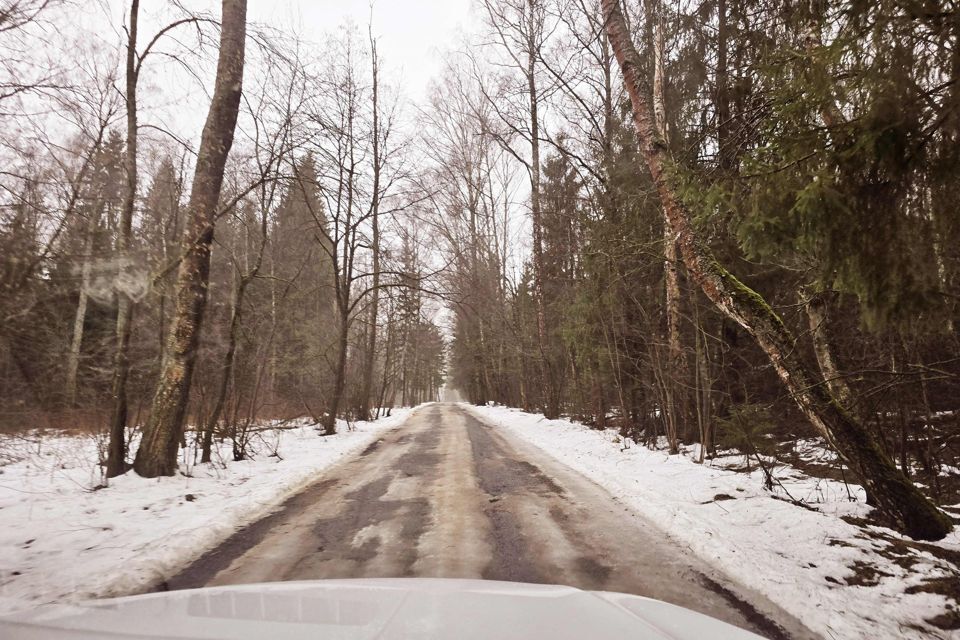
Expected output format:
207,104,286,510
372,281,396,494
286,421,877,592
162,403,816,639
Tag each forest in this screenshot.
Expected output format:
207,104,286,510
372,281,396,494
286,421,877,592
1,0,958,547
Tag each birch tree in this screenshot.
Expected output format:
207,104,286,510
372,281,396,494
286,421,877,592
133,0,247,477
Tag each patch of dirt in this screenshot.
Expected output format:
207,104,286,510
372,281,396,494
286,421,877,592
842,561,893,587
907,577,960,630
698,574,791,640
855,527,960,571
840,528,960,630
925,609,960,631
359,439,382,456
906,575,960,600
575,556,612,584
826,537,855,548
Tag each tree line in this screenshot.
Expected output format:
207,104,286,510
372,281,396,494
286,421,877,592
0,2,444,475
425,0,958,541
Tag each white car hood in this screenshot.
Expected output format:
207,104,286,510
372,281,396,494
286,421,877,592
0,578,765,640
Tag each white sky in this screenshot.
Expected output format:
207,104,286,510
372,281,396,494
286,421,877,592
56,1,477,143
250,0,475,101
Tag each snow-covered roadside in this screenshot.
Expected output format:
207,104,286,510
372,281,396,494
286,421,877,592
465,404,960,640
0,408,413,613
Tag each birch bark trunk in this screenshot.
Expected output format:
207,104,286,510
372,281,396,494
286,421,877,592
65,200,102,406
133,0,247,477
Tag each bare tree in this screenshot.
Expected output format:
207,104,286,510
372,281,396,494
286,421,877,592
133,0,248,477
0,0,65,105
478,0,560,418
105,0,218,477
358,23,383,422
104,0,140,478
200,44,303,462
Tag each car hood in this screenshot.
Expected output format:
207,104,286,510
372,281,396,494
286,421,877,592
0,578,764,640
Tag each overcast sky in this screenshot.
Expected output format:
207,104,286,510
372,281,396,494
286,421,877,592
53,0,482,179
249,0,475,100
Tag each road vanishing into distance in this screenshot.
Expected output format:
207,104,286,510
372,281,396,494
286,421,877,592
162,403,816,640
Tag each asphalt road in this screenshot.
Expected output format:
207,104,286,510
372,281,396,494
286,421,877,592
163,403,816,639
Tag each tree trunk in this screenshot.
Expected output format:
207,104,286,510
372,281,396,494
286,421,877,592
805,289,853,406
647,0,687,452
203,182,269,462
523,0,556,419
359,32,381,422
133,0,247,477
694,303,714,462
105,0,139,479
715,0,733,172
65,200,102,406
324,305,349,435
376,312,396,419
602,0,951,540
201,279,244,463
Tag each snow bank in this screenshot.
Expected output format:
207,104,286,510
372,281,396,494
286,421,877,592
0,409,411,612
465,404,960,640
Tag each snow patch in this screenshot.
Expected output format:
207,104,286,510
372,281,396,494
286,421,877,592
0,409,411,613
465,404,960,640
